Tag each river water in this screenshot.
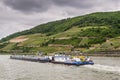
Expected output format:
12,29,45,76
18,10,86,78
0,55,120,80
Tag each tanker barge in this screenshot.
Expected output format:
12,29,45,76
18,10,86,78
10,55,94,66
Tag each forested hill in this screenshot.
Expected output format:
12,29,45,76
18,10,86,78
0,11,120,54
1,11,120,42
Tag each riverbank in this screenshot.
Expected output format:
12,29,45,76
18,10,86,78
1,53,120,57
1,51,120,57
84,53,120,57
84,50,120,57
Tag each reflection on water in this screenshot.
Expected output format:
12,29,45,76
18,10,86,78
0,55,120,80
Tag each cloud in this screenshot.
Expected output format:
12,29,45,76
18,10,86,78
0,23,30,39
53,0,94,9
3,0,96,13
2,0,120,15
3,0,53,13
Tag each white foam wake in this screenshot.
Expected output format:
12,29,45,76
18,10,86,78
84,64,120,73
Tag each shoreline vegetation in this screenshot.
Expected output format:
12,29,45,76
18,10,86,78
1,54,120,57
1,50,120,57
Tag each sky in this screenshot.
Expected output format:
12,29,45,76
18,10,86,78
0,0,120,39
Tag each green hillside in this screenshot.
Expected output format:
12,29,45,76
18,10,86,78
0,11,120,54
